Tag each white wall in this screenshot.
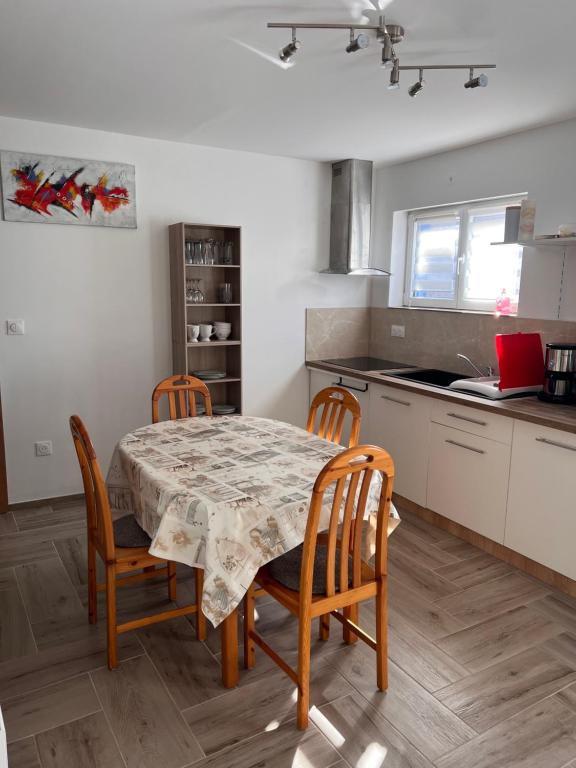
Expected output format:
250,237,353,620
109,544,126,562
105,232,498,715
371,118,576,314
0,116,371,503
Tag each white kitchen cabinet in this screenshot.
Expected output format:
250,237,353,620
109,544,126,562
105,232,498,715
308,369,371,445
505,421,576,580
427,422,511,542
367,384,432,506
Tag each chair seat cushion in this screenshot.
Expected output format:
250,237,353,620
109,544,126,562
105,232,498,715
113,515,152,548
266,543,353,595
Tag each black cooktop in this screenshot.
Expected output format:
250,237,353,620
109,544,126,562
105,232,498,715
322,357,414,372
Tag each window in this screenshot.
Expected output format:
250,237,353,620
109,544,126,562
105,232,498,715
404,197,524,313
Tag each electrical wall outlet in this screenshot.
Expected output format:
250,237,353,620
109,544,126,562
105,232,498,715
6,319,25,335
391,324,405,338
34,441,53,457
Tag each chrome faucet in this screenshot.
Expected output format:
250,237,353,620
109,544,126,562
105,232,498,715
457,354,494,378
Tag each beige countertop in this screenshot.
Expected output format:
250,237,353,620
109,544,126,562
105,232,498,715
307,359,576,435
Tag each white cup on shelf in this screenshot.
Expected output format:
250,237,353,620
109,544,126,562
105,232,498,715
199,324,214,342
187,324,200,343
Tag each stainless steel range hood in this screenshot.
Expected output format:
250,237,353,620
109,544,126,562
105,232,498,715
322,158,391,276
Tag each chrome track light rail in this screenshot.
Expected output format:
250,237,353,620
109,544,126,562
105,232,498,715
267,18,496,96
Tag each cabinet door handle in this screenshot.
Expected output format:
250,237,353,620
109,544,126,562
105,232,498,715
535,437,576,452
381,395,411,407
331,377,369,394
445,439,486,455
446,412,488,427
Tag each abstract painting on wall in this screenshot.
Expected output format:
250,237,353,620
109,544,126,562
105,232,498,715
0,151,136,228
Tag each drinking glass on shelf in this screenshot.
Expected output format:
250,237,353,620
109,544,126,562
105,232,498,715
192,241,203,265
204,239,215,266
185,241,193,265
223,241,234,265
219,283,233,304
213,240,223,265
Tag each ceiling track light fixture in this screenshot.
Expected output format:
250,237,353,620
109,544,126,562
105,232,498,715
388,58,400,90
408,68,425,97
267,18,496,97
464,67,489,88
279,27,301,63
346,29,370,53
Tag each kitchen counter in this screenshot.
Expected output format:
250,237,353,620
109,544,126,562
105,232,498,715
307,359,576,435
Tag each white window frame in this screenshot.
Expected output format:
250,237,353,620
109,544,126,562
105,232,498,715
404,195,525,313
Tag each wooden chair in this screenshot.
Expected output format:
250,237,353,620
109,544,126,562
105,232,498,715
152,375,213,423
306,386,361,447
243,445,394,729
69,414,206,670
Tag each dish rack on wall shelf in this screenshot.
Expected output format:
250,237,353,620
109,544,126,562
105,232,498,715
168,222,242,415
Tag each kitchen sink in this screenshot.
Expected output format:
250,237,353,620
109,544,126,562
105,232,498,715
384,369,471,388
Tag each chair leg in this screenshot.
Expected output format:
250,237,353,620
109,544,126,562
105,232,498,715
106,564,118,670
297,616,312,730
195,568,206,641
167,561,177,601
243,584,256,669
376,579,388,691
319,613,330,640
87,537,98,625
343,603,359,645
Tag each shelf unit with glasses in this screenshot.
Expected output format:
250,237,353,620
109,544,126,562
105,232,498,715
169,222,242,414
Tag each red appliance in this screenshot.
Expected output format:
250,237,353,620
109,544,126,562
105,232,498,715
495,332,544,391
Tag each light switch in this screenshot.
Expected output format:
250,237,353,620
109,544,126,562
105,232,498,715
391,324,405,338
6,319,25,335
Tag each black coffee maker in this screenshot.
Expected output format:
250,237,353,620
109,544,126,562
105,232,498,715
538,343,576,403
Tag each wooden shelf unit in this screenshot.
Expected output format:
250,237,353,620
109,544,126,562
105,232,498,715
169,223,242,414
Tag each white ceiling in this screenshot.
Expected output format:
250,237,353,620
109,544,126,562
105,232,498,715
1,0,575,164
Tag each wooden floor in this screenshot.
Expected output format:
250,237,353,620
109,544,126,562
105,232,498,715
3,500,576,768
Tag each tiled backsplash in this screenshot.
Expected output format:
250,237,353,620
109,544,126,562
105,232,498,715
306,307,576,374
305,308,370,361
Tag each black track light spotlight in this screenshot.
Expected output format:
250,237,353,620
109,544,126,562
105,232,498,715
279,29,301,62
388,58,400,90
464,68,489,88
408,69,425,97
346,30,370,53
380,33,394,68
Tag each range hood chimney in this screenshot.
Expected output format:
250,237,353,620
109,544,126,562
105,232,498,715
322,159,390,276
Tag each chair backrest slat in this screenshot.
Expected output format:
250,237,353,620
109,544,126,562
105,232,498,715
152,375,213,423
306,387,361,448
324,476,346,597
339,471,361,593
69,415,116,560
300,445,394,614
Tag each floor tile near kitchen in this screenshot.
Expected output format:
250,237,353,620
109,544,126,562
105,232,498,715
3,504,576,768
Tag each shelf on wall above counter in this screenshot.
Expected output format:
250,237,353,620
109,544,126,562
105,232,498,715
491,237,576,247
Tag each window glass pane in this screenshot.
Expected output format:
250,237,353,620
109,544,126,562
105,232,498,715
410,215,460,301
463,206,523,308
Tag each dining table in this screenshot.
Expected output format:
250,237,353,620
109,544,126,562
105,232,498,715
106,414,399,687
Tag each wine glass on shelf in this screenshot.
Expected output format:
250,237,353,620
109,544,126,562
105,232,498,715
191,279,205,304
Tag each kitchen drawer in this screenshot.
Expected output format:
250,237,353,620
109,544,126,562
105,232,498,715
431,399,513,444
428,423,511,542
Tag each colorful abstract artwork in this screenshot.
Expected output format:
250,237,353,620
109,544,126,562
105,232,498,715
0,151,136,228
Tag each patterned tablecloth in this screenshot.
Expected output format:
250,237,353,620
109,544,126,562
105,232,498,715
106,415,398,627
